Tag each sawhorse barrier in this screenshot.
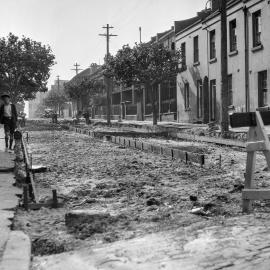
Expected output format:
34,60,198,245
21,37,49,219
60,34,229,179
230,110,270,213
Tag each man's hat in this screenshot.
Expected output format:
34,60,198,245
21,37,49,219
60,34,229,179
1,93,10,99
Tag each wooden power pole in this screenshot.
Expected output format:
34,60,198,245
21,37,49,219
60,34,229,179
99,24,117,125
220,0,229,137
71,63,83,75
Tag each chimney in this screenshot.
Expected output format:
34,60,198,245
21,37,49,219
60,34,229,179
211,0,220,11
210,0,232,11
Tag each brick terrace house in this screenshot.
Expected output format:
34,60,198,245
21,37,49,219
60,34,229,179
176,0,270,124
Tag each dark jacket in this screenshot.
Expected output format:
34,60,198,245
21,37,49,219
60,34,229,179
0,104,18,126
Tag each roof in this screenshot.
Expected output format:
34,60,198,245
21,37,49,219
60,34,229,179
174,0,242,36
174,16,201,35
69,65,103,84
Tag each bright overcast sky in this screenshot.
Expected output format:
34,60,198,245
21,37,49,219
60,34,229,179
0,0,206,88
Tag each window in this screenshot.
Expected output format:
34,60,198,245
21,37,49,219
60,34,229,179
171,42,175,51
181,42,186,69
210,30,216,59
197,80,203,118
184,82,190,109
193,36,199,63
258,70,267,107
210,79,216,121
229,19,237,52
228,75,233,106
253,10,262,47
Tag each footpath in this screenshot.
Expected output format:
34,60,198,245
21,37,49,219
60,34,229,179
0,127,31,270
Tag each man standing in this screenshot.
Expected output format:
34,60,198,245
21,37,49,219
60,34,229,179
0,93,18,151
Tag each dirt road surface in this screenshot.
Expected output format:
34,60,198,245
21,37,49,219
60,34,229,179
13,122,270,269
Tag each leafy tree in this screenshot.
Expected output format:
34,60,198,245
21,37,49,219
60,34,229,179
104,42,181,125
0,33,55,103
43,87,68,115
64,77,104,113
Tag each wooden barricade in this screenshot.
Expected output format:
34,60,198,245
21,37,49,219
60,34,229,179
230,110,270,213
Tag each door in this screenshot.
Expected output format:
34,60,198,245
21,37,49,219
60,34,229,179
210,79,216,121
258,70,267,108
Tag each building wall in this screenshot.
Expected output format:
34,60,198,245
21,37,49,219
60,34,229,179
176,0,270,123
248,0,270,110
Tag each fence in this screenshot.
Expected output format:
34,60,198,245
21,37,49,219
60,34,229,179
126,104,137,115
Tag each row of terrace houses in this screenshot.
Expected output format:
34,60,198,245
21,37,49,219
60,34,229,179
71,0,270,124
176,0,270,123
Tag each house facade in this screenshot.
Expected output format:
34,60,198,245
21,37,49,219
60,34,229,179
176,0,270,123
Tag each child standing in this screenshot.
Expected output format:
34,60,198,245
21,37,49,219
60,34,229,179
0,93,18,151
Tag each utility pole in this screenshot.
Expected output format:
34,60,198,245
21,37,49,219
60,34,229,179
220,0,229,137
99,24,117,125
56,75,60,115
71,63,83,75
139,27,142,43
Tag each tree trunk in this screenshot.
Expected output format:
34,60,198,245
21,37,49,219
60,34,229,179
151,84,158,125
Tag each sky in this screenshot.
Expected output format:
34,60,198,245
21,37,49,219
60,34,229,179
0,0,206,88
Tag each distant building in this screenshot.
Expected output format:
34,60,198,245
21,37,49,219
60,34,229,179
49,79,69,117
28,91,47,118
50,79,68,92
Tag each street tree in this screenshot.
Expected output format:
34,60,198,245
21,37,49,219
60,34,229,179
0,33,55,103
104,42,181,125
43,87,68,116
64,77,104,114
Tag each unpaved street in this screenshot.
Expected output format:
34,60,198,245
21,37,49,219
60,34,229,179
13,122,270,268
